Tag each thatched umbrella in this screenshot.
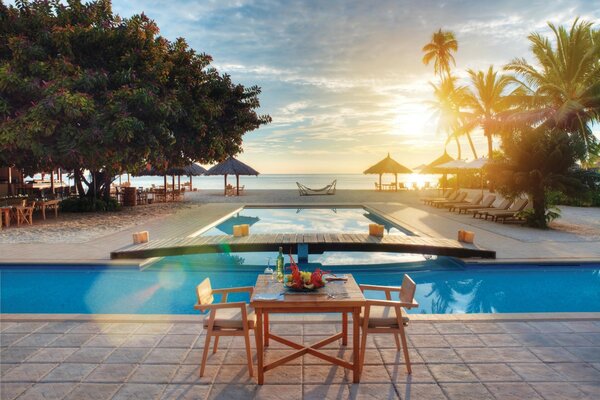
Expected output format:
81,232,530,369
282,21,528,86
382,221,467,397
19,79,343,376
420,152,455,190
136,163,206,199
363,153,412,191
206,157,259,196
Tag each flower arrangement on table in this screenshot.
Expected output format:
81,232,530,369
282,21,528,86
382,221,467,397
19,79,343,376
284,252,326,292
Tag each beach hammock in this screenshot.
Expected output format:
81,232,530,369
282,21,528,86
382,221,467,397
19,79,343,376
296,180,337,196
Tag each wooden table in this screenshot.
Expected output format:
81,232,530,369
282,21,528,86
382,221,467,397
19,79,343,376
250,274,366,384
37,199,60,220
0,207,11,228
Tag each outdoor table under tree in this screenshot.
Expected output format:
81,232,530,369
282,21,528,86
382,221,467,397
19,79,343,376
250,274,366,385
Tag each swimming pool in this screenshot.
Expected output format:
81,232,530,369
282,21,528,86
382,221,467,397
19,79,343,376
2,260,599,315
203,207,413,236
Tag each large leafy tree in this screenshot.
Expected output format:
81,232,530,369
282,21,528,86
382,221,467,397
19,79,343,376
422,29,458,80
487,126,586,228
0,0,270,199
505,19,600,163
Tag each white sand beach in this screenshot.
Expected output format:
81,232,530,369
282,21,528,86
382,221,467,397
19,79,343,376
1,189,599,261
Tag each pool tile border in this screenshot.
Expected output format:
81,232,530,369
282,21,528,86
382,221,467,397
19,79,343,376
2,312,600,324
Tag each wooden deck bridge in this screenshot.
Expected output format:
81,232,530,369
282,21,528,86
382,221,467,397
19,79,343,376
110,233,495,260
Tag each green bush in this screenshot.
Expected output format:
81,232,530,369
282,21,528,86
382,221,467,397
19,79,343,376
59,197,121,212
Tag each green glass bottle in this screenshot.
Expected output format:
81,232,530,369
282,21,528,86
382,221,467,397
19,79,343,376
276,247,285,283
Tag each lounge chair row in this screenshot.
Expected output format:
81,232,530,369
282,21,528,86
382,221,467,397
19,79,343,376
421,190,531,223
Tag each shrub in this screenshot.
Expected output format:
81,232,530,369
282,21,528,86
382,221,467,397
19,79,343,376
59,197,121,212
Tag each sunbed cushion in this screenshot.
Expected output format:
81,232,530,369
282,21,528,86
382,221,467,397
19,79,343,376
203,305,256,329
360,306,410,328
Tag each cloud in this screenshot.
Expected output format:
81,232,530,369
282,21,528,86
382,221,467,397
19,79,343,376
107,0,600,172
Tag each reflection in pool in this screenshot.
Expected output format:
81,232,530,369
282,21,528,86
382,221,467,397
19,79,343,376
2,257,598,315
203,207,413,236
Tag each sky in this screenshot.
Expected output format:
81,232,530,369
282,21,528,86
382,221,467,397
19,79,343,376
109,0,600,173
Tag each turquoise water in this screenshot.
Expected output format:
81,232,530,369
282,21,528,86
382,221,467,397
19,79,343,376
205,207,412,236
1,260,599,314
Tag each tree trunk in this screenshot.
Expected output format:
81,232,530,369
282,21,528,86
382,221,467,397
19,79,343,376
74,169,85,198
486,130,495,193
466,133,478,159
103,173,111,202
454,136,461,159
531,188,546,228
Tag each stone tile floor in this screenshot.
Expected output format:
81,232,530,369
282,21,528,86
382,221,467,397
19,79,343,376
1,319,599,399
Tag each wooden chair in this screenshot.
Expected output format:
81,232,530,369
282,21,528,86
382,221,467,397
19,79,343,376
194,278,256,377
359,274,419,375
14,201,35,226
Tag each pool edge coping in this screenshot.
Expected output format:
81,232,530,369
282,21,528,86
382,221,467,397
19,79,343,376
2,312,599,323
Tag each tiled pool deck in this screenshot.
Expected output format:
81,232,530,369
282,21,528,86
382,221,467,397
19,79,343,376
1,319,599,399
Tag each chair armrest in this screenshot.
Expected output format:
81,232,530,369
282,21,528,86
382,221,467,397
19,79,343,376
359,284,402,292
365,299,420,309
212,286,254,295
193,301,247,311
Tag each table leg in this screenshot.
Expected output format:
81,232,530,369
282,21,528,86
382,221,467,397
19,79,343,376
264,312,270,347
255,309,264,385
42,206,46,220
342,312,348,346
352,307,360,383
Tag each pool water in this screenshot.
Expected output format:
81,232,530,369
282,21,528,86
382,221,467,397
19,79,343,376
2,260,599,315
203,207,413,236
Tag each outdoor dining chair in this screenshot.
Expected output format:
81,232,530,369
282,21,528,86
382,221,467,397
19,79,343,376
14,200,35,226
194,278,256,377
359,274,419,375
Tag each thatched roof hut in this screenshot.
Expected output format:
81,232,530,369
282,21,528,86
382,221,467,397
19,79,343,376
205,157,259,196
363,153,412,190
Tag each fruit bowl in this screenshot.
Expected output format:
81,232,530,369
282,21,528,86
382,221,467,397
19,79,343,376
283,254,326,292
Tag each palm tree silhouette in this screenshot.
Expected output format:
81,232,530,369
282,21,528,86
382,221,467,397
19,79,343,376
463,66,517,160
505,19,600,164
422,29,459,80
429,76,477,159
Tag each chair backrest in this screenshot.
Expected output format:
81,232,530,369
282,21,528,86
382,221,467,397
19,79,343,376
400,274,416,305
470,193,483,205
448,191,462,201
496,198,512,210
454,192,468,202
196,278,214,308
445,189,457,199
510,198,528,211
481,195,496,207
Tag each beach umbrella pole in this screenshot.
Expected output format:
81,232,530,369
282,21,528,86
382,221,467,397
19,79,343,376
224,174,227,196
190,175,193,191
164,174,167,201
236,174,240,196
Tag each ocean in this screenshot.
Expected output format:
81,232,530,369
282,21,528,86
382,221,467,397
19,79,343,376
30,173,438,190
118,173,438,190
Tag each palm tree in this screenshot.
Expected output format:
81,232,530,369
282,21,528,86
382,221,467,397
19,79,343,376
422,29,459,79
505,19,600,162
429,76,478,159
463,66,517,159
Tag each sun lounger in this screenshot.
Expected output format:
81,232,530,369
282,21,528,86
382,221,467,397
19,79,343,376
431,192,467,207
472,199,512,218
489,200,531,222
454,195,496,213
297,180,336,196
421,189,456,205
482,198,529,221
441,193,483,210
